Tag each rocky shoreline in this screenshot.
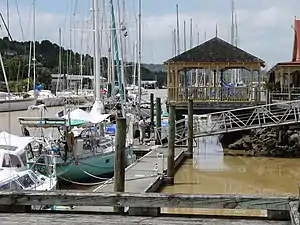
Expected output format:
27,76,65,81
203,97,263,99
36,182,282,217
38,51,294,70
227,125,300,157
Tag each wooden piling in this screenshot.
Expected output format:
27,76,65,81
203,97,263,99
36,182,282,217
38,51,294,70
167,103,175,185
150,93,154,125
155,98,162,145
187,99,193,158
114,117,126,214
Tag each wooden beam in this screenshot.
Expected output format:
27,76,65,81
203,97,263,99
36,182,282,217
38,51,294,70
0,191,297,211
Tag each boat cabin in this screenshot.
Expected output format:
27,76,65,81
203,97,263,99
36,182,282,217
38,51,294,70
0,170,40,190
0,131,35,170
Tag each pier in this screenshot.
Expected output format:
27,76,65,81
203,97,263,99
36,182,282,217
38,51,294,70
75,146,186,213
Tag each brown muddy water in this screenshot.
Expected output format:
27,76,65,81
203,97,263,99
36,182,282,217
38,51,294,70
161,135,300,216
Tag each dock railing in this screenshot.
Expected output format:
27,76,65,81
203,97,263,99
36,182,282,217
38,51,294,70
0,190,298,219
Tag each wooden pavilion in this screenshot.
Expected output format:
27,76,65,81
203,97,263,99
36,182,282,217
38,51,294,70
164,37,265,111
267,18,300,101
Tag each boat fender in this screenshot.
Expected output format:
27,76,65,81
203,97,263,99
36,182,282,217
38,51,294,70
67,132,75,151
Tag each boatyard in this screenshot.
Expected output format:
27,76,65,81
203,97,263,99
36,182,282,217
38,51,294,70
1,0,300,224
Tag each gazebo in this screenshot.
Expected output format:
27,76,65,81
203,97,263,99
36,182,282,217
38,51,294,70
267,18,300,101
164,37,265,110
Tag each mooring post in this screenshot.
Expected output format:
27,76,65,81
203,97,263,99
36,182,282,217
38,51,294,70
114,117,126,214
155,97,162,145
150,93,154,126
187,99,193,158
166,103,175,184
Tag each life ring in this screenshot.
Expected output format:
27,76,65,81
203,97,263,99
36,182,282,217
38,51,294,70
67,132,75,151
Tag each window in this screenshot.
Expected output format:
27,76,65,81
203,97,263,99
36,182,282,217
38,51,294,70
2,154,11,167
0,183,10,190
18,174,35,189
9,154,22,168
20,153,27,166
28,171,38,182
10,181,23,190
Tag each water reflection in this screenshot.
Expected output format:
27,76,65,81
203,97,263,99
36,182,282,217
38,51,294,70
194,136,225,171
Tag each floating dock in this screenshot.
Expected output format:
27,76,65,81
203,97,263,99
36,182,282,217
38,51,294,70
74,146,186,212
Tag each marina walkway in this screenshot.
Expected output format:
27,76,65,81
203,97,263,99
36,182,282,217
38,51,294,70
158,100,300,144
74,146,186,212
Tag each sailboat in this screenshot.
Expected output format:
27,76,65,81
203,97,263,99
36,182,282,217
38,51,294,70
17,0,136,182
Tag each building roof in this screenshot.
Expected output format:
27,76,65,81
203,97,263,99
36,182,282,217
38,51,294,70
268,19,300,74
165,37,265,66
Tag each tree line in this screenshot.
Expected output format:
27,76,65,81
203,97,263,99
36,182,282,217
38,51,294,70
0,37,167,92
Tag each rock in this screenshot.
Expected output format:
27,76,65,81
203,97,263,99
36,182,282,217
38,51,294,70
288,133,300,143
266,133,277,138
243,135,251,144
228,139,244,150
223,125,300,158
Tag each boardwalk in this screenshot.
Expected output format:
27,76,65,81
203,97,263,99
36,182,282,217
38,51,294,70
0,213,290,225
74,147,186,212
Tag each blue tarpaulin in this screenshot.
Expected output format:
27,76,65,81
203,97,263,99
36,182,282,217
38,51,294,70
35,84,44,90
106,124,116,134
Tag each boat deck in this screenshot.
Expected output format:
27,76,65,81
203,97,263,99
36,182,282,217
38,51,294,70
74,146,186,212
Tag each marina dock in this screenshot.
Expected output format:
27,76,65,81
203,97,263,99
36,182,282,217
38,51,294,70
75,146,186,212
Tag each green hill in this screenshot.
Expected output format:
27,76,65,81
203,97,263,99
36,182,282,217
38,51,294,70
0,37,167,91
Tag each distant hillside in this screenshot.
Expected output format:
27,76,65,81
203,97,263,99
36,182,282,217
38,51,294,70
142,63,166,73
0,37,167,91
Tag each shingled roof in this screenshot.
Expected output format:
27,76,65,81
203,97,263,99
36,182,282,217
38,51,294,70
165,37,265,66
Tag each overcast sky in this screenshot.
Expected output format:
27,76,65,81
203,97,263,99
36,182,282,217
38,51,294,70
1,0,299,68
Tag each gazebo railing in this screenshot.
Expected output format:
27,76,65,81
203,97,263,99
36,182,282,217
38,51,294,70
168,86,258,102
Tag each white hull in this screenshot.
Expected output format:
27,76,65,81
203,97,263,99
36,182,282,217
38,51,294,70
0,98,36,112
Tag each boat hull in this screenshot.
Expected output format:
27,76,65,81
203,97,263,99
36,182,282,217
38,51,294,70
56,148,134,182
0,98,36,112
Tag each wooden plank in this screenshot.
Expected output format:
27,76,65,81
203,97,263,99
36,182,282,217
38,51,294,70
0,213,291,225
0,191,297,211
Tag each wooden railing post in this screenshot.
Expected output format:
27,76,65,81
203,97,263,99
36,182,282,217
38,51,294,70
155,98,162,145
114,117,126,214
187,99,193,158
166,103,175,185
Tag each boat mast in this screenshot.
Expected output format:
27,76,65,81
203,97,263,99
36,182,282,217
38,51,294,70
93,0,101,101
190,18,193,49
116,0,127,109
133,41,137,87
176,4,180,55
79,20,84,92
27,41,32,92
56,28,62,94
137,0,142,117
33,0,36,91
231,0,235,84
0,53,10,95
6,0,9,30
183,21,186,52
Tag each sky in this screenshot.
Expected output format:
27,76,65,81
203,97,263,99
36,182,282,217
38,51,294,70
0,0,300,68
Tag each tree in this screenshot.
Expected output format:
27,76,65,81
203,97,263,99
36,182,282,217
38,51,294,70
37,67,52,89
